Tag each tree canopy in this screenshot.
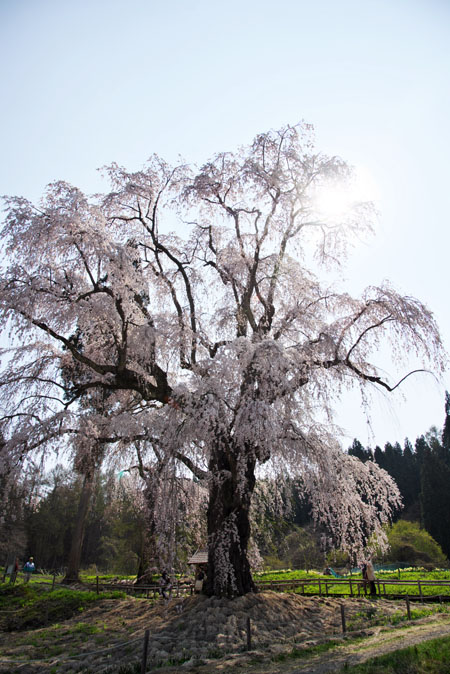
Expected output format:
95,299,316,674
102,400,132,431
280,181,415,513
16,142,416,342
0,123,445,596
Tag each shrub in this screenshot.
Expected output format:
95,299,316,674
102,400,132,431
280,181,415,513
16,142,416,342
384,520,447,567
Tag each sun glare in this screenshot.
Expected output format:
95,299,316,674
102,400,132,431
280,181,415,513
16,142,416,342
312,165,380,220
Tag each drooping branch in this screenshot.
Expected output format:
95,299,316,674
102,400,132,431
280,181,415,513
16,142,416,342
174,451,207,481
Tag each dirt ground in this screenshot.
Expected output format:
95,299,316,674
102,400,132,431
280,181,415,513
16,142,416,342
1,591,450,673
186,616,450,674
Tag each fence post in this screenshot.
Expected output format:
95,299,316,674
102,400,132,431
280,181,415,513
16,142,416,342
96,576,99,595
340,604,346,633
51,573,56,590
349,579,353,597
418,581,423,604
246,616,252,651
318,580,322,597
405,595,411,620
141,629,150,673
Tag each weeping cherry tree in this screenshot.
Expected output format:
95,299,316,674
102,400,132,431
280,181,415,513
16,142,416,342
0,123,445,596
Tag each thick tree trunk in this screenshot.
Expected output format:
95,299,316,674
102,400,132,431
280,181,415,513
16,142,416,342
136,543,154,585
204,439,257,597
62,472,94,584
135,474,159,585
135,521,157,585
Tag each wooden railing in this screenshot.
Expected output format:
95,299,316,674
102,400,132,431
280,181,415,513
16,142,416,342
254,577,450,599
90,579,195,598
87,576,450,601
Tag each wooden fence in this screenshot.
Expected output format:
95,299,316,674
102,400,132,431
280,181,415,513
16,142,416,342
87,576,450,601
254,577,450,600
90,579,195,598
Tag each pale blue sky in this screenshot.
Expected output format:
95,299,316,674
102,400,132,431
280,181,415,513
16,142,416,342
1,0,450,447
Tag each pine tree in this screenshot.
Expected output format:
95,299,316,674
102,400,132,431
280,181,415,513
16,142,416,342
419,403,450,560
442,391,450,453
421,445,450,559
348,439,372,463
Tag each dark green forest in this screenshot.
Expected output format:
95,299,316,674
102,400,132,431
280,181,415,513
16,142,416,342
3,395,450,576
347,392,450,562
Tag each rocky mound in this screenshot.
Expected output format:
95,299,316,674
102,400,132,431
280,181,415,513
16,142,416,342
141,591,399,666
0,591,416,672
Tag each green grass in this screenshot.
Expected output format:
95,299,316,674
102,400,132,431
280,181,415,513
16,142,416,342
0,583,125,631
271,639,343,662
337,634,450,673
254,568,450,598
80,573,135,583
255,567,450,581
255,568,324,581
21,566,450,598
69,621,105,635
4,571,137,587
346,605,449,631
271,633,450,673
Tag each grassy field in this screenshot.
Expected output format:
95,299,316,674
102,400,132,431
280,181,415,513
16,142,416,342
6,566,450,600
336,634,450,673
254,567,450,598
0,582,126,631
255,567,450,581
2,579,450,674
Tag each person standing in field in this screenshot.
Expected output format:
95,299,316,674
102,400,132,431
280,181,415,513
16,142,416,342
23,557,35,582
158,570,172,600
366,560,377,595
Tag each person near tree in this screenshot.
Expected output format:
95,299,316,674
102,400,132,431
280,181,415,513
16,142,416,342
23,557,35,582
366,560,377,595
158,570,172,600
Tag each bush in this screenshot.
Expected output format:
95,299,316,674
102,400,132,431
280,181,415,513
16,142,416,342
384,520,447,567
262,524,324,571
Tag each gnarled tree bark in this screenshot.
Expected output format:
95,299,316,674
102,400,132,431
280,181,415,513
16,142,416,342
205,437,256,597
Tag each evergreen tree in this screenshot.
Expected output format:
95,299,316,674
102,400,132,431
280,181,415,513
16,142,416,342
348,439,372,463
441,391,450,452
382,442,403,485
414,435,428,470
365,439,421,520
373,445,385,469
81,470,118,571
400,438,421,517
25,468,80,570
0,470,28,566
421,444,450,559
